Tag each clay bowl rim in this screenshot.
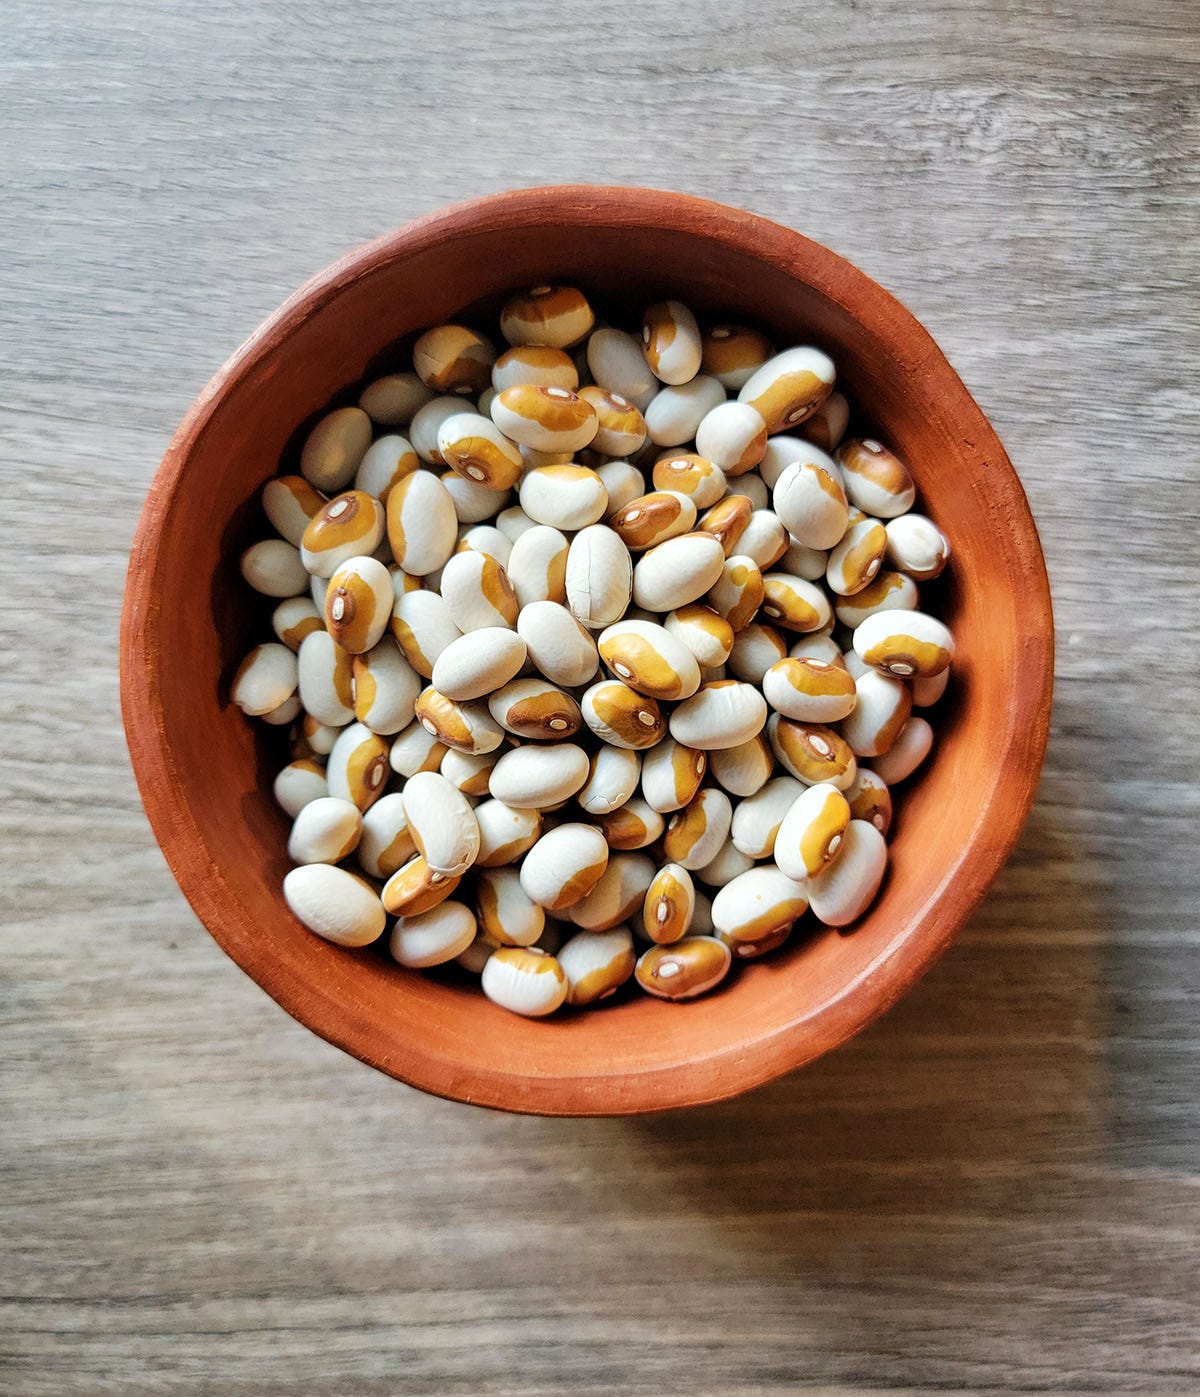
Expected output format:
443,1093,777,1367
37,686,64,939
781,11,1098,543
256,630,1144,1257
121,185,1054,1116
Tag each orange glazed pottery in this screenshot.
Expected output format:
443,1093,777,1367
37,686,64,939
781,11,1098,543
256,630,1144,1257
120,187,1053,1115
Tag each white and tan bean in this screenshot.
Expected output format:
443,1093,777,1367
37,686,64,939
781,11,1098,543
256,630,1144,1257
238,281,955,1016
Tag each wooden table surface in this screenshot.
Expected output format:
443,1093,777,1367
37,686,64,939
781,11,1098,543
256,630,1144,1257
4,1,1198,1392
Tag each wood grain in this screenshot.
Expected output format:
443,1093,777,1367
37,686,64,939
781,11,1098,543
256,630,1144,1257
2,0,1198,1391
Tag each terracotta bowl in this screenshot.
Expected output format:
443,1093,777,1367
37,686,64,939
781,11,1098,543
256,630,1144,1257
121,186,1053,1115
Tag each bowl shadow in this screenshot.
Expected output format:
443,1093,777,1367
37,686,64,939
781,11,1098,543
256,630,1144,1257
590,735,1108,1277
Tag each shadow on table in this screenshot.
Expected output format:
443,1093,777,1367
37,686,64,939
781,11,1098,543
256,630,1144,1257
592,720,1116,1274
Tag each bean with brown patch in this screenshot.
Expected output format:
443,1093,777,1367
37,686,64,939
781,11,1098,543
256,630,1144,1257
263,474,327,546
580,680,666,750
696,494,754,556
852,609,954,679
413,324,495,396
711,864,808,959
773,782,853,880
519,823,610,912
594,798,665,850
767,714,857,791
491,344,579,392
835,438,916,519
390,590,462,679
414,686,505,755
381,855,463,917
738,346,836,434
759,572,832,632
839,669,913,758
635,937,731,1000
436,412,523,490
326,721,391,811
650,451,727,508
352,635,421,735
557,928,637,1007
695,400,768,475
357,792,416,879
706,556,766,632
355,434,421,503
763,656,857,723
642,299,702,385
642,863,696,945
297,630,356,727
597,619,701,702
700,323,774,390
324,555,393,654
438,549,519,632
518,463,608,530
506,525,569,609
501,285,595,349
488,677,583,740
385,472,457,577
609,491,697,552
825,517,888,597
662,787,733,870
640,736,707,814
567,853,657,933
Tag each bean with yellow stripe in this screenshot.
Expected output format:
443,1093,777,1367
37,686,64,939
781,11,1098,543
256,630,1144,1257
760,573,832,632
357,792,416,879
488,677,582,740
297,630,356,727
642,863,695,945
263,474,326,546
641,734,707,818
381,856,462,917
355,434,420,503
738,346,836,434
581,680,666,750
763,656,857,723
578,385,647,457
385,471,458,577
729,776,805,859
475,867,545,947
436,411,523,490
711,865,809,959
597,619,701,702
506,525,569,609
557,928,637,1007
413,324,495,396
300,490,385,578
518,464,608,530
567,853,657,933
352,636,420,734
414,686,505,755
701,323,773,391
323,555,393,654
852,609,954,679
767,715,857,791
835,438,916,519
438,548,518,632
482,946,569,1017
642,300,702,385
501,285,594,349
773,782,852,880
635,937,731,1000
695,400,768,475
519,824,610,912
326,721,391,811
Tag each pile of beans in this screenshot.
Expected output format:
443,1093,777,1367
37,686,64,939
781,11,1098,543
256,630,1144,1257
232,285,953,1017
